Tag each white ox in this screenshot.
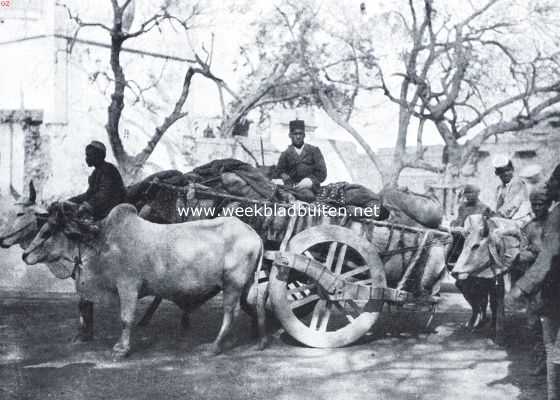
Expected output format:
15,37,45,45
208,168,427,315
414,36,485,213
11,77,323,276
22,204,266,358
451,214,522,344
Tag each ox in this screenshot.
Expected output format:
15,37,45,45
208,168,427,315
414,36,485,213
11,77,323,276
451,214,521,344
0,182,163,340
0,184,106,342
22,203,266,358
0,182,47,250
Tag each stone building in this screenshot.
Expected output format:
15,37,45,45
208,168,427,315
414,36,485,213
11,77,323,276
369,124,560,219
461,127,560,208
0,1,360,203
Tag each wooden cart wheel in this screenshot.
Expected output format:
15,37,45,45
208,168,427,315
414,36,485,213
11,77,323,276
269,225,386,348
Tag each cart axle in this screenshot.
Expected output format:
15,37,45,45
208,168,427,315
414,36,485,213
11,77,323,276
265,250,416,304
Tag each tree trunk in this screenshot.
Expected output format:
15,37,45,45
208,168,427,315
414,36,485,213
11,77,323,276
106,29,131,171
386,109,412,188
317,90,389,186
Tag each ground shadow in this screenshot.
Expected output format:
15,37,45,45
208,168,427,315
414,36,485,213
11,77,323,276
0,291,547,400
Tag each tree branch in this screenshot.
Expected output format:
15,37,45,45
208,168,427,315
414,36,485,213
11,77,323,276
134,67,202,167
458,81,560,136
463,93,560,162
456,0,500,28
402,156,445,174
317,86,388,182
346,41,360,122
105,1,129,167
58,2,113,32
123,13,167,39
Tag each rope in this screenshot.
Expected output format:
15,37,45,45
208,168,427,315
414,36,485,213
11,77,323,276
396,231,431,291
379,237,451,258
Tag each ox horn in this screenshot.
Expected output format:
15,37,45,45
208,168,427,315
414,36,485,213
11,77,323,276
10,184,21,201
28,180,37,204
481,216,489,238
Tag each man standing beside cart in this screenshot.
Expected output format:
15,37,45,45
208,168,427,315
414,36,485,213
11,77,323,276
450,184,494,329
508,163,560,400
451,184,493,227
513,188,550,376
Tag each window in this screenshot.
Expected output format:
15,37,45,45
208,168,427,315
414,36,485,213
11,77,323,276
476,150,490,159
514,150,537,159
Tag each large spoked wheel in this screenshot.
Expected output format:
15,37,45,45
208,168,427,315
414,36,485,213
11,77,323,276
269,225,386,348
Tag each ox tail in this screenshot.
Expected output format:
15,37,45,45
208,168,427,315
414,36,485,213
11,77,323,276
254,240,268,350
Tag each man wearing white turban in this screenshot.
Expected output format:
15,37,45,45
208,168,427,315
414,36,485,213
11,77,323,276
493,154,530,223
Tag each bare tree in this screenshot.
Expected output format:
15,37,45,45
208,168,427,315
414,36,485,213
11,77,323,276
62,0,332,178
268,0,560,186
379,0,560,183
62,0,560,186
323,0,560,185
60,0,211,180
233,1,389,176
208,7,313,138
106,1,204,179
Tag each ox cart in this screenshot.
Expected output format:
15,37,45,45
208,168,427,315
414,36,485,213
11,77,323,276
155,180,454,349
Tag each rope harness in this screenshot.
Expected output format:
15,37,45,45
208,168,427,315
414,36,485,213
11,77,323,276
70,242,83,281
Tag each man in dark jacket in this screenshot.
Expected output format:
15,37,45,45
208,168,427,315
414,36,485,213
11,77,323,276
67,140,126,342
69,140,126,221
509,164,560,400
514,188,550,376
276,119,327,202
546,164,560,204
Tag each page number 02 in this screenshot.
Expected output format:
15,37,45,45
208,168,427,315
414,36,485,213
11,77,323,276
0,0,11,7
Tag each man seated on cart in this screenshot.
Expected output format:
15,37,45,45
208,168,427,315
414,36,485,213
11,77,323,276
275,119,327,202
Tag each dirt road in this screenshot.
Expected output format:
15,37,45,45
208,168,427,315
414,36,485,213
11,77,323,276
0,289,546,400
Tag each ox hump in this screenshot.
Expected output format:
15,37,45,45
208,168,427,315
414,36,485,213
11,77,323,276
105,204,138,224
489,216,517,229
220,217,260,241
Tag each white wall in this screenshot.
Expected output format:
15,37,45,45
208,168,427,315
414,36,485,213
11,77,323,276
0,123,25,197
